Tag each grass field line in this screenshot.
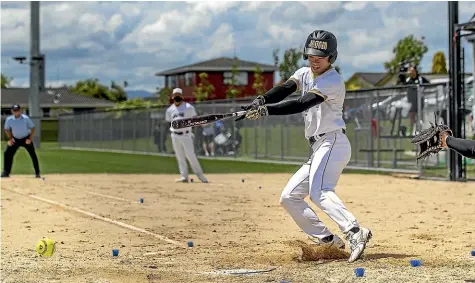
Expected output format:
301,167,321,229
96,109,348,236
3,187,186,248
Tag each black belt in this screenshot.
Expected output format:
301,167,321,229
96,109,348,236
173,131,189,135
309,129,346,145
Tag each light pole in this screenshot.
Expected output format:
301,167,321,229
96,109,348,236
30,1,42,148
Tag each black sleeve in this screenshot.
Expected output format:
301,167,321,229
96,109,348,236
446,136,475,159
262,80,298,104
266,91,325,115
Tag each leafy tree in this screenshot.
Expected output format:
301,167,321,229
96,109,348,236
193,72,215,101
252,65,266,96
272,48,303,83
111,98,162,110
109,81,127,102
431,51,448,74
384,35,428,73
225,57,244,99
70,78,127,102
71,78,112,100
1,73,12,88
155,86,173,104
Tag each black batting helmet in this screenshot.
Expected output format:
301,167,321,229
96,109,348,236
302,30,338,64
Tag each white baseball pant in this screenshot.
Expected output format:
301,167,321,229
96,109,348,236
171,133,204,179
279,130,359,239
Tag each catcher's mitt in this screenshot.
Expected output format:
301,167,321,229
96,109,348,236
411,121,452,161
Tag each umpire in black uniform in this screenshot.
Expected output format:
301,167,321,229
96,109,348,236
2,104,41,178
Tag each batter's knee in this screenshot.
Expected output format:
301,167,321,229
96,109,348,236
279,189,303,208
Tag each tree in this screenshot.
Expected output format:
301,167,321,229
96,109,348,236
384,35,428,74
155,86,173,104
431,51,448,74
272,48,303,83
1,73,12,88
193,72,215,101
111,98,162,110
109,81,128,102
70,78,127,102
252,65,266,96
225,57,243,99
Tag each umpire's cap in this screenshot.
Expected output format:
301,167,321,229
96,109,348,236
11,104,21,111
303,30,338,64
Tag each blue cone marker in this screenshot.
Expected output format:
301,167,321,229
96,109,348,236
354,267,365,277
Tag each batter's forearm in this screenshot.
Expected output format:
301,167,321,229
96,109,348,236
266,92,324,115
262,80,298,104
446,136,475,159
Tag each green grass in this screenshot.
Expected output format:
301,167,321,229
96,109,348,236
1,142,301,175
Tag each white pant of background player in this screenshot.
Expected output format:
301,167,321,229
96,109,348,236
280,129,370,256
171,132,208,183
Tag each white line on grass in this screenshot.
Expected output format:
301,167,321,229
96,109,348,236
3,188,185,248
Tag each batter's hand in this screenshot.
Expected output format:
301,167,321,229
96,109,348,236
440,131,450,148
236,95,266,121
245,105,269,120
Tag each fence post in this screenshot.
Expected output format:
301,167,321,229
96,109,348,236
121,112,124,150
146,111,150,154
280,117,284,160
376,90,381,168
254,121,258,159
264,118,269,158
133,111,137,151
417,85,423,174
99,116,103,149
368,90,374,167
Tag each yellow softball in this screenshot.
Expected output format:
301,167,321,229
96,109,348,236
35,238,56,257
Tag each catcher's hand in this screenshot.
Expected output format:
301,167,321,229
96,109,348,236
235,95,266,121
411,122,453,161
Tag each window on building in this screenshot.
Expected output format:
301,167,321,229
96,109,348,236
168,76,177,88
223,72,248,86
185,73,194,86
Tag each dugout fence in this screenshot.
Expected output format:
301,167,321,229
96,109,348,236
58,83,475,180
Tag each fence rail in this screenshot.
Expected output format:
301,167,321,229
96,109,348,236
57,84,475,180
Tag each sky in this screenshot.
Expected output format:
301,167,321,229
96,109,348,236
1,1,474,94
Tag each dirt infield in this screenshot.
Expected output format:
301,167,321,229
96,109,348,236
1,173,474,283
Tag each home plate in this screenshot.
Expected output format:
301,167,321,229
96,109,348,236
202,267,278,275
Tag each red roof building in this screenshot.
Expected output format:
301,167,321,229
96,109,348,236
155,57,276,102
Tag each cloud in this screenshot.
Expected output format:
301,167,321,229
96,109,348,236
196,23,235,60
0,1,473,94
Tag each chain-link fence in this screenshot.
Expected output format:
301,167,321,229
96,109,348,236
58,83,475,180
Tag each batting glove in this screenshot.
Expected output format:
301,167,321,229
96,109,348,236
235,95,266,121
245,105,269,120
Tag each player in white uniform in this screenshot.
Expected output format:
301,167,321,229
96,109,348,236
238,30,372,262
165,88,208,183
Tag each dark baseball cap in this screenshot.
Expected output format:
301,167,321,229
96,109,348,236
11,104,20,110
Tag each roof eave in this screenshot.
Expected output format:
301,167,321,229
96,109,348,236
155,66,276,76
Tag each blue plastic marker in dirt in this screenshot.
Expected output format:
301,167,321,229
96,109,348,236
354,268,365,277
140,198,144,203
471,250,475,256
112,249,119,256
410,259,422,267
187,241,194,248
